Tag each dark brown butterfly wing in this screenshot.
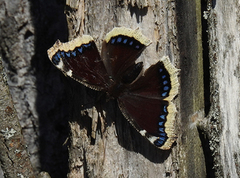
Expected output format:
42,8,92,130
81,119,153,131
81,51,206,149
118,57,179,150
47,35,109,91
101,27,151,81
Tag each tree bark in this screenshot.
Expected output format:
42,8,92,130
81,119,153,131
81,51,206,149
0,57,35,178
0,0,68,177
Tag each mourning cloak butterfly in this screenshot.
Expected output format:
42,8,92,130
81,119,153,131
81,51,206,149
47,27,179,150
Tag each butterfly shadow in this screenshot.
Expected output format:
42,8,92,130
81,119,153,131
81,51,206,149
128,4,148,23
68,80,172,164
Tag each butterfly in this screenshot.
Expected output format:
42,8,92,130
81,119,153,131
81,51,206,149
47,27,179,150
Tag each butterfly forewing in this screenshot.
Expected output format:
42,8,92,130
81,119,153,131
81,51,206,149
101,27,151,81
47,35,110,91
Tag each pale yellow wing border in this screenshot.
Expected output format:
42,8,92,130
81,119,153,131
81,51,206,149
160,56,179,150
104,27,151,46
47,35,93,60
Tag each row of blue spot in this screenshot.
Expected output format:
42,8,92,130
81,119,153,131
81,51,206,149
52,42,94,65
110,35,142,49
154,133,168,147
158,104,167,131
154,131,168,147
154,103,169,147
159,67,171,97
156,64,170,146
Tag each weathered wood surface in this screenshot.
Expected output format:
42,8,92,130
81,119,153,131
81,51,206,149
201,0,240,177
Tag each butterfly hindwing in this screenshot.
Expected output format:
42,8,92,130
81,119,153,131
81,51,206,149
118,94,176,149
47,35,110,91
118,57,179,150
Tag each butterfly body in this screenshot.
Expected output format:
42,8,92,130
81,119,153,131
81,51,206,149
48,27,179,150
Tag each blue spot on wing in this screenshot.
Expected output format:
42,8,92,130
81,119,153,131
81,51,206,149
83,43,91,48
163,80,168,85
160,115,166,120
123,39,128,44
78,47,83,53
162,92,168,97
154,140,164,146
159,127,165,133
60,51,65,57
158,121,165,126
117,37,122,43
56,52,61,59
154,136,167,147
111,38,116,44
66,52,71,57
72,51,77,57
158,136,166,141
163,105,167,113
163,86,169,91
